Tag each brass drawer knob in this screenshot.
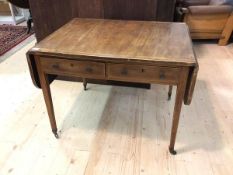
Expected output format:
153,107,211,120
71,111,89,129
159,72,166,79
52,64,59,69
121,68,128,75
86,67,93,73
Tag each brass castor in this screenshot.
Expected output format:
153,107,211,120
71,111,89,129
169,147,177,155
168,93,172,100
52,130,59,139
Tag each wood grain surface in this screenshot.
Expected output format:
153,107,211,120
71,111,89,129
31,18,196,66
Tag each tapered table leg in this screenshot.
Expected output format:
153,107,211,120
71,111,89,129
35,58,58,138
169,68,188,155
83,78,87,91
168,85,173,100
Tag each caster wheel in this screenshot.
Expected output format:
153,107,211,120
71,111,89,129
169,148,177,155
168,95,171,101
52,130,59,139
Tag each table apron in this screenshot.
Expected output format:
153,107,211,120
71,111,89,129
39,57,183,85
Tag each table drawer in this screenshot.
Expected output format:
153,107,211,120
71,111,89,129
40,57,105,78
107,63,180,84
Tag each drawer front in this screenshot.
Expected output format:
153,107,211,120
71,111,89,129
40,57,105,78
107,64,180,84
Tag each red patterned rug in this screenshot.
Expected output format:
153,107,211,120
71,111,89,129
0,25,34,56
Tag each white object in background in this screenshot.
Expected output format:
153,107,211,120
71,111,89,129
0,2,25,25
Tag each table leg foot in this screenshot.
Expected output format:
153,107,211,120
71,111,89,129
83,78,87,91
52,130,59,139
168,94,172,101
169,147,177,155
168,85,173,101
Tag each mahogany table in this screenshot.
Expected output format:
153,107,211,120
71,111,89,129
27,18,198,155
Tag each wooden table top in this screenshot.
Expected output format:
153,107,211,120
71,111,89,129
31,18,197,66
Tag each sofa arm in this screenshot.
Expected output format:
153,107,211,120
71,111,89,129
188,5,233,15
183,0,210,7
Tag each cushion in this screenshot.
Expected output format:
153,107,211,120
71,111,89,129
209,0,233,5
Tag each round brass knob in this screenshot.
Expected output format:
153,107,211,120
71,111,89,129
86,67,93,73
52,64,59,69
121,68,128,75
159,72,165,79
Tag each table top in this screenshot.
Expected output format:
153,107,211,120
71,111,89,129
31,18,197,66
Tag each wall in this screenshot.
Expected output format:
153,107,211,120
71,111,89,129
29,0,176,41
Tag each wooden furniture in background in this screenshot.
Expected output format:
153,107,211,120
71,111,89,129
27,18,198,155
0,0,25,24
7,0,33,33
28,0,177,42
0,0,11,15
176,0,233,45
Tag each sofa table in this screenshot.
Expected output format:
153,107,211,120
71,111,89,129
26,18,198,155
